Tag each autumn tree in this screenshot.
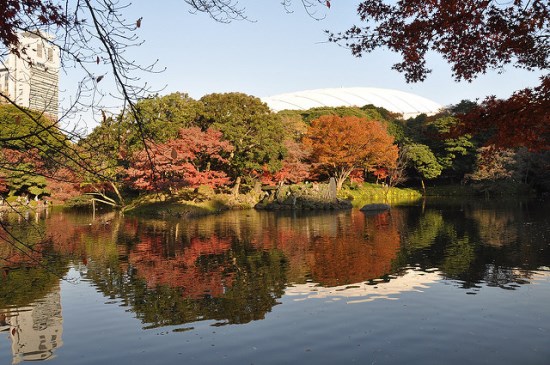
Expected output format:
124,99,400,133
260,139,311,186
0,105,89,203
458,80,549,150
0,175,8,196
199,93,286,194
1,2,155,184
127,127,233,192
382,146,409,191
44,167,81,204
329,0,549,149
0,0,326,208
304,115,398,191
462,146,536,196
1,0,275,209
79,93,205,204
332,1,548,82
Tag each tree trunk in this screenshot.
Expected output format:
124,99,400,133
421,178,426,196
109,182,125,206
336,177,345,192
335,168,352,191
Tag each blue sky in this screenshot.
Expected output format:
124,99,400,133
60,1,545,126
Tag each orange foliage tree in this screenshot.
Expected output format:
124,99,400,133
304,115,398,190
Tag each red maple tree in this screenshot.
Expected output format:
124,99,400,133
0,0,69,53
126,127,233,192
45,167,82,204
458,76,550,151
260,139,311,186
0,176,7,195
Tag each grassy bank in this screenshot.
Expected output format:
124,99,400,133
339,183,422,208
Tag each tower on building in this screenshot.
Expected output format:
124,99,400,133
0,32,60,120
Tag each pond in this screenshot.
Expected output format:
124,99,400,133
1,199,549,364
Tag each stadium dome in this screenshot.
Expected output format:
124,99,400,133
261,87,442,119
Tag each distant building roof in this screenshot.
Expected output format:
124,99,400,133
261,87,442,119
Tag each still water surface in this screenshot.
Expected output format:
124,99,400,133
1,200,549,364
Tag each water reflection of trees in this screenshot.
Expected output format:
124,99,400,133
0,212,66,364
82,210,403,328
0,213,67,308
86,245,288,328
302,211,401,286
2,201,548,330
400,200,550,289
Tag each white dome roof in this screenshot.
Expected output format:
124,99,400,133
261,87,442,119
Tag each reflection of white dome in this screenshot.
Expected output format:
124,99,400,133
285,268,441,304
261,87,442,119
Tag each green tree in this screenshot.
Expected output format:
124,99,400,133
296,106,375,124
99,93,205,155
0,105,83,202
6,164,49,200
77,116,130,208
199,93,286,194
426,116,476,179
402,107,477,182
404,143,443,194
0,104,69,163
126,93,204,150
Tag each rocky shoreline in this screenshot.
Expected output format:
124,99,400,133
255,178,353,211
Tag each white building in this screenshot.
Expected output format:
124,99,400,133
261,87,442,119
0,32,60,119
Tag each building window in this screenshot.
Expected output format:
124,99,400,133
48,48,53,62
37,43,43,58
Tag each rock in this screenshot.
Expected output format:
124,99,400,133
327,177,337,202
255,196,352,211
360,203,390,212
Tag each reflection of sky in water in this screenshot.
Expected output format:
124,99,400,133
286,269,441,303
